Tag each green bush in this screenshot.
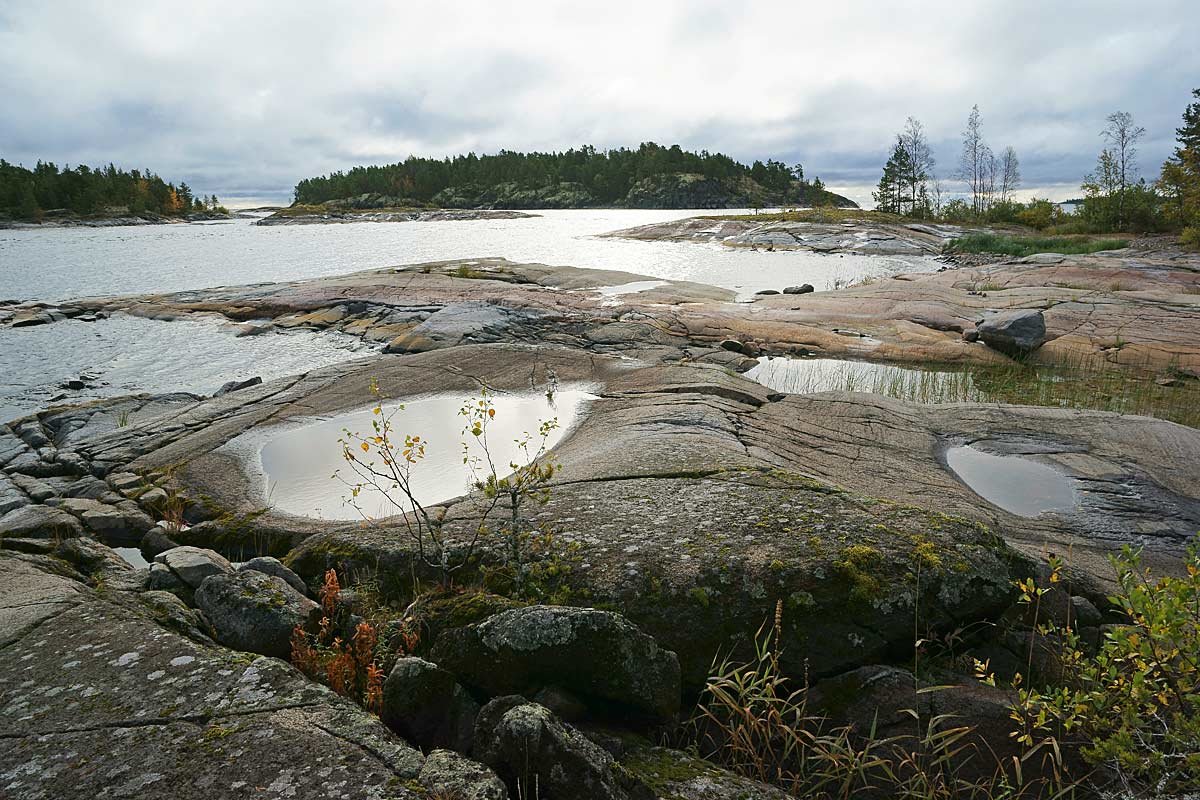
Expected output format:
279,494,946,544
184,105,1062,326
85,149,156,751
1008,542,1200,795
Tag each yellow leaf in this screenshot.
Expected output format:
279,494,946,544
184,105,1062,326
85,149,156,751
361,443,370,452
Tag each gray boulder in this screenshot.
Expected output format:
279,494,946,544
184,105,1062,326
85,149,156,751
194,569,319,658
432,605,680,724
140,525,181,559
418,749,508,800
381,657,479,753
239,556,308,596
977,309,1046,357
0,504,83,538
155,545,232,588
783,284,815,294
476,702,647,800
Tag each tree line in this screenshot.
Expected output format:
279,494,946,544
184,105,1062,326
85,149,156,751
873,90,1200,247
0,160,225,221
292,142,830,206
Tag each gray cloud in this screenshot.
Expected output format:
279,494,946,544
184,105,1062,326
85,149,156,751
1,0,1196,207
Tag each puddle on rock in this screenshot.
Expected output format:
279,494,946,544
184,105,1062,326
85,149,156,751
747,357,968,400
945,445,1077,517
246,388,596,520
114,547,149,569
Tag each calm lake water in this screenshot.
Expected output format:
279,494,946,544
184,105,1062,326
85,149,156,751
0,210,937,423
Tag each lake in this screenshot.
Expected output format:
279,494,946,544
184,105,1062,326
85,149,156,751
0,210,937,422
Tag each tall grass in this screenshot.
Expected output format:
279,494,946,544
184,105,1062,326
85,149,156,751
946,233,1129,258
690,601,1062,799
747,357,1200,429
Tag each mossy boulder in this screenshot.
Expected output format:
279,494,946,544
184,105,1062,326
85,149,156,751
431,605,681,724
193,569,319,658
403,588,524,654
381,656,479,754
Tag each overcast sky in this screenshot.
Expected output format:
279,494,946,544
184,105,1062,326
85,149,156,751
2,1,1196,207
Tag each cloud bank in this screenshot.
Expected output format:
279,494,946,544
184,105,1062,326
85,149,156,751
2,0,1196,206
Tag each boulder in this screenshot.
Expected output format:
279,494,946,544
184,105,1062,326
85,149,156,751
754,289,781,295
783,284,815,295
418,749,508,800
977,309,1046,356
431,605,680,723
476,702,647,800
148,561,186,592
155,545,233,588
0,473,29,515
239,555,309,596
718,339,746,354
140,525,181,559
0,504,83,538
381,656,479,753
193,569,319,659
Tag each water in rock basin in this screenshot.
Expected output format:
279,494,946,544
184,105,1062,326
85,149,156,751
944,445,1077,517
247,388,595,520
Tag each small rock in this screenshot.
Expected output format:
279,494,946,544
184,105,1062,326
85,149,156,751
783,284,815,295
148,561,185,592
194,570,320,658
214,376,263,397
138,486,169,507
155,545,233,588
418,749,508,800
381,657,479,753
718,339,745,354
754,289,781,295
239,556,308,596
962,328,980,342
140,526,181,559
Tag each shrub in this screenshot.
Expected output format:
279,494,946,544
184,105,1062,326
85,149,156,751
1007,541,1200,795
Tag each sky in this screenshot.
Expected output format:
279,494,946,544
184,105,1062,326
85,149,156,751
1,1,1197,208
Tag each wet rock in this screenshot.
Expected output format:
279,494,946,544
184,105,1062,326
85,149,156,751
977,309,1047,357
381,656,480,753
418,749,508,800
0,503,83,538
431,605,681,724
214,376,263,396
155,545,233,588
194,569,319,658
239,555,308,596
476,702,648,800
783,284,815,294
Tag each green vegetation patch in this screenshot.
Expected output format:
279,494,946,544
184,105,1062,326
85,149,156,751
947,232,1129,257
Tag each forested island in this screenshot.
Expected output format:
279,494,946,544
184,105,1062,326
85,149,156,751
0,160,229,226
286,142,856,211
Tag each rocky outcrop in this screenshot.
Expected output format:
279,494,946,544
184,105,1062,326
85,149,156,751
418,749,509,800
0,549,429,799
431,605,681,723
193,569,319,658
256,207,537,225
